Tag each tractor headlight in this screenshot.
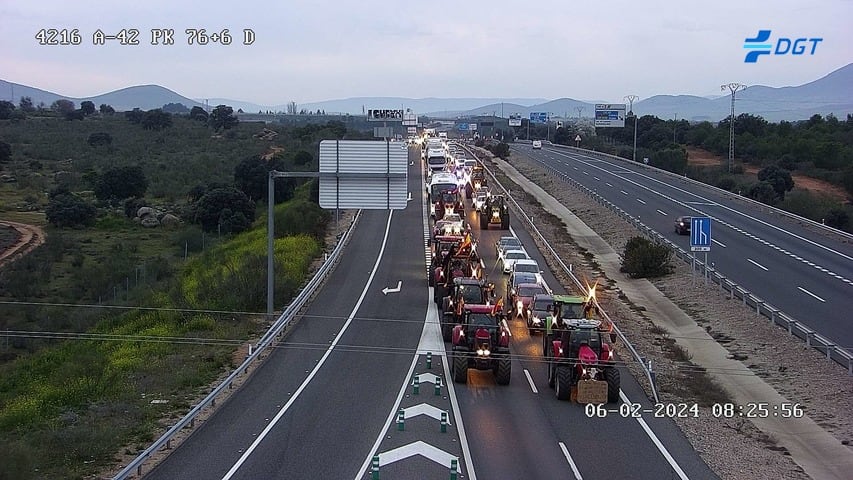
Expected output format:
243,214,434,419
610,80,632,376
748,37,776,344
532,315,541,324
516,301,523,312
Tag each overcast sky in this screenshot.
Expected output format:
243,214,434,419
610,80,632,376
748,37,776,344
2,0,851,106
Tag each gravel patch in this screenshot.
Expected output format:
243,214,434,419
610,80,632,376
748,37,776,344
476,147,852,480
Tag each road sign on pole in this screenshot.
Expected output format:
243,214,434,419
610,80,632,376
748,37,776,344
690,217,711,252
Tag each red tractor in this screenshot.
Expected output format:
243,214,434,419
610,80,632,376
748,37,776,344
450,305,511,385
434,188,464,220
440,277,496,341
429,234,484,303
544,308,620,404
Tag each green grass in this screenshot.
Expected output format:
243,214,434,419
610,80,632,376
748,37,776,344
0,114,340,479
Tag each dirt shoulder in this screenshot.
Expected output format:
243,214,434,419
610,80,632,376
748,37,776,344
477,146,852,480
0,220,46,268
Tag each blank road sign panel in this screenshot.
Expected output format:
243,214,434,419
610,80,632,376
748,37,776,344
318,140,408,209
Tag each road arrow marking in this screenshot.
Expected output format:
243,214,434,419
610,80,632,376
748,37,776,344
414,372,442,386
402,403,451,424
378,441,457,468
407,192,413,202
382,280,402,295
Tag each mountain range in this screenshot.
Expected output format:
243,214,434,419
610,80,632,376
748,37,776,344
2,63,851,122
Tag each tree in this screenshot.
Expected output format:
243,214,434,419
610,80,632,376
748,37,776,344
293,150,313,166
65,109,85,121
189,106,208,122
0,140,11,163
99,104,115,115
162,102,190,114
209,105,238,131
192,187,255,233
620,236,673,278
45,193,97,228
757,165,794,200
94,165,148,202
51,99,75,115
80,101,96,116
233,155,293,203
87,132,113,147
748,181,779,205
0,101,15,120
141,109,172,130
125,108,144,124
19,96,35,112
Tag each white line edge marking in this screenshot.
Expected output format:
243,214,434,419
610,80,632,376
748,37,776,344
637,198,646,204
606,182,613,187
523,369,538,394
797,286,826,303
620,190,628,195
656,209,668,216
620,390,690,480
558,442,583,480
712,239,727,248
747,258,769,271
221,210,395,480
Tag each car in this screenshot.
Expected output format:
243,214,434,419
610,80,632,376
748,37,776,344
675,216,691,235
511,259,548,292
510,283,547,320
532,140,542,149
496,236,523,261
507,271,538,304
501,249,530,274
528,293,554,334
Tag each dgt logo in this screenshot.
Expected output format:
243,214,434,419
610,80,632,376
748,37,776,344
743,30,823,63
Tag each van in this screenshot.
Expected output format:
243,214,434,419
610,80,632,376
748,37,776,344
532,140,542,149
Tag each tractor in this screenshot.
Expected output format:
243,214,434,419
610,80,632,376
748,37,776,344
440,277,496,341
466,167,487,197
450,306,511,385
430,234,485,303
480,195,509,230
543,295,620,403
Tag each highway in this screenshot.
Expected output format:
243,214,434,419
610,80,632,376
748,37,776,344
141,146,718,479
520,143,853,349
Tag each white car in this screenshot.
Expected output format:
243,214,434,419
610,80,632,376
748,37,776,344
496,236,523,261
501,249,530,274
473,191,489,211
532,140,542,149
511,259,549,292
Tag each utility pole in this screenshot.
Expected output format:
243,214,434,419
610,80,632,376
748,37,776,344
721,83,747,173
624,95,639,162
674,113,678,144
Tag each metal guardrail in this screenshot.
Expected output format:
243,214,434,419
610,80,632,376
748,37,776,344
528,154,853,376
113,210,363,479
461,144,661,402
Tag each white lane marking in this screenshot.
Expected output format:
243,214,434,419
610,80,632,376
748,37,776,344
606,182,613,187
222,210,395,480
573,166,578,171
747,258,769,271
559,442,583,480
621,190,628,195
637,198,647,205
657,209,668,216
797,286,826,303
523,369,538,394
593,176,600,181
583,171,589,176
619,390,690,480
712,239,727,248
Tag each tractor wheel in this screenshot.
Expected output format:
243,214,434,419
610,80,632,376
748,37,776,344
452,351,468,384
547,360,556,388
441,316,452,342
555,366,571,400
495,358,511,385
479,212,487,230
605,367,621,404
500,213,509,230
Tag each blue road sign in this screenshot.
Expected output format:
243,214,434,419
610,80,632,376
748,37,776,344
457,123,469,131
690,217,711,251
529,112,548,124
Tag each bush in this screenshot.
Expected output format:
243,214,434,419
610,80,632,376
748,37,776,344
620,236,673,278
192,187,255,233
275,199,330,239
45,193,97,228
715,177,737,192
87,132,112,147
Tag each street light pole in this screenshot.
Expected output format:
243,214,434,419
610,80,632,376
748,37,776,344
624,95,639,162
721,83,747,173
